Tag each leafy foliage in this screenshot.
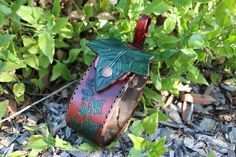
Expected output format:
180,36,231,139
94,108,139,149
22,124,98,156
129,111,169,156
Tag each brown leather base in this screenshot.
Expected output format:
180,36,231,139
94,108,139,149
97,74,147,145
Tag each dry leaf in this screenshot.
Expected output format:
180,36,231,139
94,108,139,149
181,93,216,105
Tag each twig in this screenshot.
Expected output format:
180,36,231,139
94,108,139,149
0,80,78,124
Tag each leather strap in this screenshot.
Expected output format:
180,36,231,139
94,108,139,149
132,14,151,49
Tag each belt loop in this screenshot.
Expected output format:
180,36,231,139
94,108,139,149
132,14,151,49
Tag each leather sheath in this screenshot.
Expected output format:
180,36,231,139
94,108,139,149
66,15,152,146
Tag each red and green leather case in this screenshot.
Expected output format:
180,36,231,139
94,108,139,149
66,15,153,146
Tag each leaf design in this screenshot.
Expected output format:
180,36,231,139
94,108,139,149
78,102,90,116
89,98,105,115
69,117,82,131
87,38,153,91
83,117,100,135
82,88,94,101
86,79,95,87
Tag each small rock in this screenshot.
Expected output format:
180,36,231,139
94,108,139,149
193,141,206,149
61,89,69,98
199,118,217,132
183,136,194,149
69,150,89,157
90,151,103,157
59,151,70,157
51,117,67,136
65,127,72,139
1,136,17,147
16,135,28,146
74,137,83,146
169,150,174,157
5,143,15,156
26,113,39,126
168,109,183,124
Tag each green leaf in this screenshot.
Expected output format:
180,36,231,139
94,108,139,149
0,61,26,72
130,120,144,136
23,54,39,69
188,34,206,49
0,72,17,82
194,0,210,2
0,14,4,27
16,6,43,24
128,134,148,150
157,111,169,121
187,66,209,85
0,100,9,119
144,1,171,15
0,50,19,62
89,98,105,115
8,151,28,157
210,72,220,85
52,18,68,32
0,34,15,50
148,137,167,157
58,23,73,39
144,87,163,104
77,142,97,152
78,103,90,116
31,79,44,90
0,4,12,15
50,61,71,81
128,148,143,157
38,33,55,63
55,135,74,150
52,0,61,16
151,73,162,90
0,85,8,94
160,36,180,44
63,48,81,63
45,125,55,146
38,55,50,69
28,149,40,157
13,83,25,97
180,49,197,58
164,15,176,33
24,125,43,131
27,135,49,150
142,112,159,134
87,38,153,91
215,0,235,26
208,151,215,157
22,36,38,54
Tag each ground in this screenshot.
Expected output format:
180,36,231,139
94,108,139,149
0,81,235,157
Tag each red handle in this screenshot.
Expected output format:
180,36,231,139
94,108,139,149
132,15,151,49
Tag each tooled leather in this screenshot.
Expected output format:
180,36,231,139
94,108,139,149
66,61,129,143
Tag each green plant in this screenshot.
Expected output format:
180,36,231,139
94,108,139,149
128,111,168,157
17,125,97,157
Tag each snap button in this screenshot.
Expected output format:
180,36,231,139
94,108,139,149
101,66,113,77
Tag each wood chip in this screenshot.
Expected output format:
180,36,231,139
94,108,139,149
168,109,183,124
163,95,174,108
199,118,217,132
183,136,194,149
182,101,188,122
181,93,216,105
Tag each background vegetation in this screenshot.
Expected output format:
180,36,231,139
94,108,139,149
0,0,235,156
